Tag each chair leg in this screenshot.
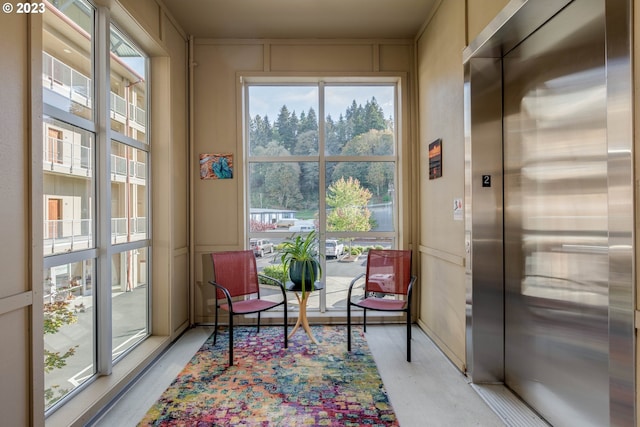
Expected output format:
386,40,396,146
257,312,261,333
363,308,367,333
406,310,411,363
284,304,288,348
347,302,352,351
228,313,234,366
213,303,219,345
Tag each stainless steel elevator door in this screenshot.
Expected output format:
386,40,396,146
503,1,608,426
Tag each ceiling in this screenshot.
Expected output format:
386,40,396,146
160,0,438,39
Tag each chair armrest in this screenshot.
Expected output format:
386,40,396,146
407,275,417,299
258,274,287,299
208,280,233,306
347,272,366,302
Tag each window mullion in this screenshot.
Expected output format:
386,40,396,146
318,82,327,312
95,5,113,376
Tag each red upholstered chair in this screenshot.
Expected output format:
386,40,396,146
347,249,417,361
209,250,288,366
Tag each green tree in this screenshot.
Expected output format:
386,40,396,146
331,130,394,193
367,162,389,197
324,115,343,156
363,97,386,131
264,163,303,209
294,130,320,208
275,105,297,152
298,108,318,133
326,176,372,233
249,114,273,152
44,298,78,406
251,141,303,209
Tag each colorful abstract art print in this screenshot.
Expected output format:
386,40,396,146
200,153,233,179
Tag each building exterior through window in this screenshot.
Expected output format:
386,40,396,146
42,0,150,413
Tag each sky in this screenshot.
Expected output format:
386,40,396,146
248,85,395,123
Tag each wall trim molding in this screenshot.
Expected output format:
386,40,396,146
419,245,465,267
0,291,33,316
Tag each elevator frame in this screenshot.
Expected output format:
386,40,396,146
463,1,634,425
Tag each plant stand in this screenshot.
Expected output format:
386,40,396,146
287,281,323,344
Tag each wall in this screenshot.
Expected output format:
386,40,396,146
191,39,416,322
634,3,640,424
0,10,35,427
415,0,509,371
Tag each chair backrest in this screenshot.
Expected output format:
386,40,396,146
211,250,260,299
365,249,412,295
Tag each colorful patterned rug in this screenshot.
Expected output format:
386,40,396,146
139,325,398,426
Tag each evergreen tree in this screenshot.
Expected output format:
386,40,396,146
298,108,318,133
363,97,386,131
294,130,320,208
275,105,297,152
324,115,339,155
249,114,273,153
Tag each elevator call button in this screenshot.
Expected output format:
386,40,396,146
482,175,491,187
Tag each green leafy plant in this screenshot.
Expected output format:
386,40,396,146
280,230,322,297
260,265,288,284
43,299,79,406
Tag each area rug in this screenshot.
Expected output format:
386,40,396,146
139,325,398,426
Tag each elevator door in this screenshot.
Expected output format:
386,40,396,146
503,1,608,426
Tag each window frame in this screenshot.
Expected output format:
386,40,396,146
243,76,402,312
41,1,152,415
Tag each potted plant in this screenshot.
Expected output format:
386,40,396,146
280,229,322,296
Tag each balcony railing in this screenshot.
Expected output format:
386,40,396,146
129,104,146,127
111,92,127,118
44,219,92,255
43,52,92,109
44,136,92,175
112,217,147,244
111,154,147,180
43,217,147,253
43,52,146,132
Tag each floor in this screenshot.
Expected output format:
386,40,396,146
91,324,541,426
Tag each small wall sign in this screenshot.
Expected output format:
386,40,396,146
453,198,463,221
482,175,491,187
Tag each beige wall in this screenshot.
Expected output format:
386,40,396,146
635,3,640,424
465,0,511,43
415,0,509,371
191,39,416,322
0,11,34,427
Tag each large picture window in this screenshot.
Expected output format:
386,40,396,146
246,82,398,313
42,1,150,413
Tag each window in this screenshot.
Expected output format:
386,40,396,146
42,1,150,413
246,82,398,312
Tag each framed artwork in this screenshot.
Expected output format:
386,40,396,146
200,153,233,179
428,138,442,179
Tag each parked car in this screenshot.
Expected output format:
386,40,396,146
325,239,344,259
288,224,315,232
250,238,274,257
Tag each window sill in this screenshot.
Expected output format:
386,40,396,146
46,335,171,427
